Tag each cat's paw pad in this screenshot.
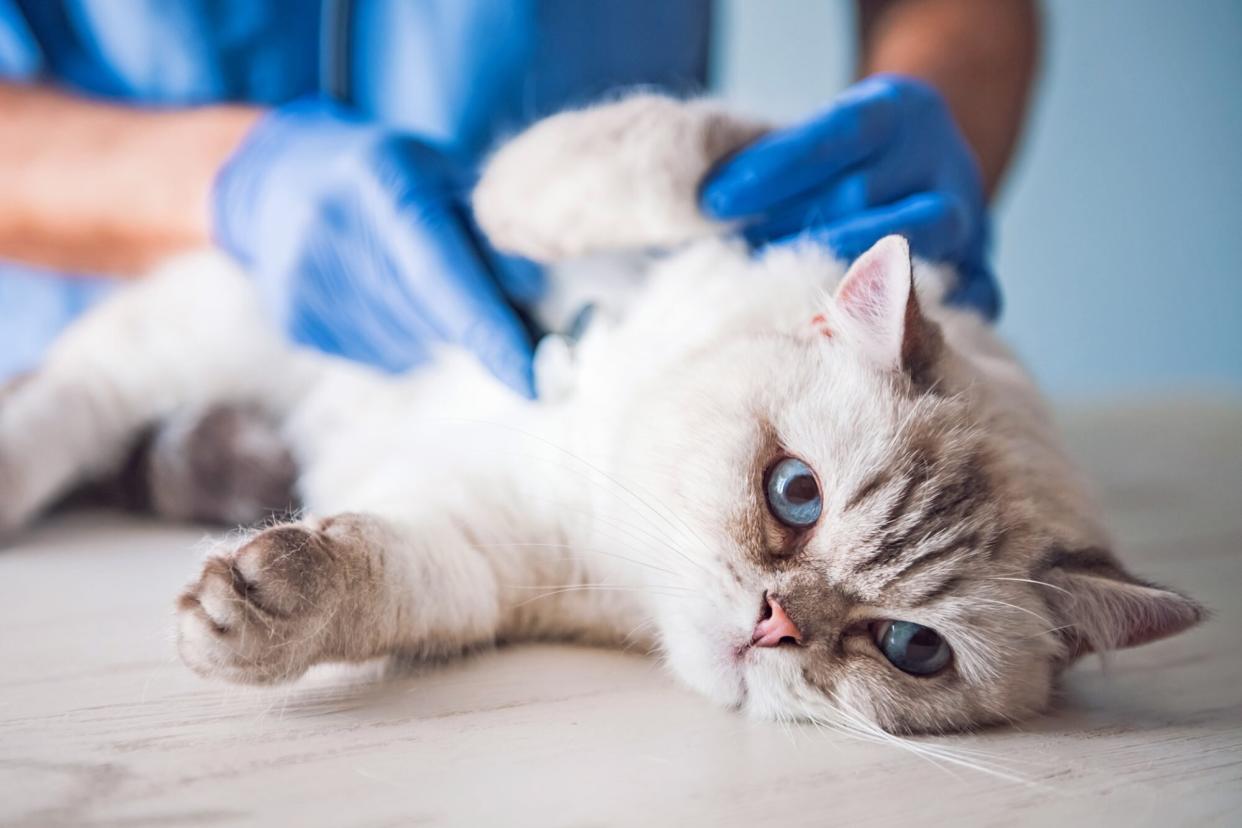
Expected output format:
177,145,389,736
175,523,349,683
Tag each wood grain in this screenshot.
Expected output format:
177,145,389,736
1,398,1240,827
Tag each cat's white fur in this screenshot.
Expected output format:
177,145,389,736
475,95,767,260
0,95,1202,733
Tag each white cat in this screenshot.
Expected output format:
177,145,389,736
0,95,1202,734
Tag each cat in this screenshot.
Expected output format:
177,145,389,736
0,94,1204,734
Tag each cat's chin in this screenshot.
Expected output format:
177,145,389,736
657,623,752,711
663,629,822,719
656,590,837,719
670,639,876,726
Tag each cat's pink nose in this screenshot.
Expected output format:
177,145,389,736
752,596,802,647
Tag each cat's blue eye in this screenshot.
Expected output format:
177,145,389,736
765,457,822,528
873,620,953,676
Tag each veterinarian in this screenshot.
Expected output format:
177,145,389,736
0,0,1038,394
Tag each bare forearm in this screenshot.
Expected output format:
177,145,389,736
858,0,1040,197
0,83,260,275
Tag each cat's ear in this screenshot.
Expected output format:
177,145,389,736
1039,547,1206,659
833,235,939,380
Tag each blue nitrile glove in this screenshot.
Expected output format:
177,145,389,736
214,98,542,395
701,74,999,320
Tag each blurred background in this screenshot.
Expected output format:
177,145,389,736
3,1,1237,398
715,0,1242,398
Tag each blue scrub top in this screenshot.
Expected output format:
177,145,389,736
0,0,712,379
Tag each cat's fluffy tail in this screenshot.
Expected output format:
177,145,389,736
473,94,769,263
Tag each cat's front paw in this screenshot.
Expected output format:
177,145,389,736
175,517,380,683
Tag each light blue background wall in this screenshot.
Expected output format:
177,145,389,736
712,0,1242,398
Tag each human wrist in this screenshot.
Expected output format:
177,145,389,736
112,103,264,258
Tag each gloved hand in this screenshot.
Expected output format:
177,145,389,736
700,74,999,320
213,98,542,395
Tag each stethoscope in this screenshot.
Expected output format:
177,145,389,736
318,0,354,104
313,0,564,347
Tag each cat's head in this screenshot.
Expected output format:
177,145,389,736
475,95,1205,733
617,235,1204,733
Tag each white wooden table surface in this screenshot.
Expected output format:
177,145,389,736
2,399,1240,827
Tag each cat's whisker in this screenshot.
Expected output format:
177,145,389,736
432,461,700,570
823,695,1041,785
588,510,707,573
894,736,1045,785
822,697,953,766
984,576,1073,596
469,542,688,582
453,439,725,592
404,464,706,586
505,581,693,593
620,617,659,649
891,734,1050,770
1023,623,1077,641
511,584,705,609
968,597,1055,627
470,454,711,580
807,708,956,777
423,417,717,574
